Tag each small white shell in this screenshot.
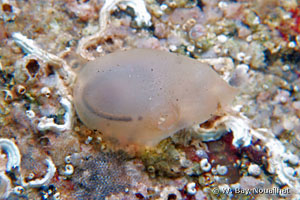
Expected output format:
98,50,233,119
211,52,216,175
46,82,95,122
63,164,74,176
200,158,211,172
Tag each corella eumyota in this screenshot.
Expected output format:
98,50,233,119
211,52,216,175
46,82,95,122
74,49,237,146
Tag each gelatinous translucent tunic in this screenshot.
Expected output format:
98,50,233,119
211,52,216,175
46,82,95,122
74,49,236,146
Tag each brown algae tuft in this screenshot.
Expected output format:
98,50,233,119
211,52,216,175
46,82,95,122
73,49,236,146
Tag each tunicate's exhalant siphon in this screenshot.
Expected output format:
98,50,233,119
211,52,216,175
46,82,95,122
74,49,237,146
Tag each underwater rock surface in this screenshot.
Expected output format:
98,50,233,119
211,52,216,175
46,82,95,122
1,0,300,199
74,49,236,146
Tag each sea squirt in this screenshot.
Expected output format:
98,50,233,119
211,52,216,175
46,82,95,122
74,49,236,146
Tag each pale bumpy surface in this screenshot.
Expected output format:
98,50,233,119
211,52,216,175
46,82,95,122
74,49,236,146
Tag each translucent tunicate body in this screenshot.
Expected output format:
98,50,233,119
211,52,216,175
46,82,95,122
74,49,236,146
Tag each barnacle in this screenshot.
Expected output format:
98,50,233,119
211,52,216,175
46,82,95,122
12,32,75,85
